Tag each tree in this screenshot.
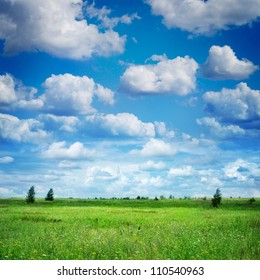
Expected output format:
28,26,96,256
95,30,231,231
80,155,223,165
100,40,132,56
26,186,35,203
248,197,255,205
211,188,222,207
45,188,54,201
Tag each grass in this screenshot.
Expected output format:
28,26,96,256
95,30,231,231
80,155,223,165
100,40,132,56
0,198,259,260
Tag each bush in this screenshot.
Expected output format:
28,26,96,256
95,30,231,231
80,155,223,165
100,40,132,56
248,198,256,204
211,188,222,207
26,186,35,203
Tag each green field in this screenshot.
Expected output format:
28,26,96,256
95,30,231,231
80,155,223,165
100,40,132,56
0,198,259,260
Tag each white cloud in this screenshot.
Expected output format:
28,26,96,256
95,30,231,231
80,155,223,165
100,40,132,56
0,156,14,163
43,141,95,160
203,83,260,126
86,113,155,137
154,121,175,138
200,45,258,80
147,0,260,35
0,113,49,143
86,2,140,29
39,114,79,132
0,187,17,197
119,55,198,96
131,138,176,157
85,166,120,184
86,113,175,138
223,159,259,182
41,73,115,115
197,117,245,138
168,166,194,177
139,160,166,171
0,73,43,110
0,0,126,59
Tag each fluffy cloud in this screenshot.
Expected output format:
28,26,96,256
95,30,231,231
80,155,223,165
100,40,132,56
139,160,166,171
43,141,95,160
119,55,198,96
86,113,174,138
85,166,120,184
131,138,176,157
39,114,79,132
41,73,115,115
0,113,48,143
197,117,245,138
0,156,14,164
203,83,260,127
0,0,126,59
0,74,43,110
200,45,258,80
86,113,155,137
223,159,259,182
147,0,260,34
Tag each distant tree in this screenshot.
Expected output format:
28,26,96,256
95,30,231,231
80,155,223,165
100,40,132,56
248,198,255,205
154,196,159,201
26,186,35,203
45,188,54,201
136,195,141,200
211,188,222,207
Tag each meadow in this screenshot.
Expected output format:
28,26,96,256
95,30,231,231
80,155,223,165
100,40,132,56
0,198,259,260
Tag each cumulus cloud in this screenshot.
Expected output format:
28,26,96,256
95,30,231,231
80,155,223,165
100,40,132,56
131,138,176,157
223,159,259,182
0,0,126,59
86,113,155,137
147,0,260,35
39,114,79,132
85,166,120,184
0,156,14,163
41,73,115,115
0,74,43,110
86,113,174,138
43,141,95,160
119,55,198,96
0,113,49,143
139,160,166,171
200,45,258,80
197,117,245,138
203,83,260,127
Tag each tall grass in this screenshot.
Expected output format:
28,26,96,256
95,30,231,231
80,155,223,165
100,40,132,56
0,198,259,260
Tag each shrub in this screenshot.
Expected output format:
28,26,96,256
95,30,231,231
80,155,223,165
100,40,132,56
211,188,222,207
248,198,256,204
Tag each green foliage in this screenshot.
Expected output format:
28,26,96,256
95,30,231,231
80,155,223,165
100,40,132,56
211,188,222,207
248,198,256,204
26,186,35,203
45,188,54,201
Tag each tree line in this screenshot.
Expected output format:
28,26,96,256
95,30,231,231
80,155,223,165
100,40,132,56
25,186,224,207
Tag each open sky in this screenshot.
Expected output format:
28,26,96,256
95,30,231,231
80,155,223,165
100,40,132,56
0,0,260,199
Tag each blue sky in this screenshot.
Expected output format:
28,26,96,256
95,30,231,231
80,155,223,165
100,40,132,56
0,0,260,199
